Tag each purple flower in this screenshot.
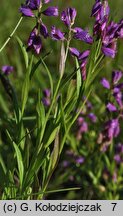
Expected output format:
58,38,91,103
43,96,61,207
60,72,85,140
40,23,49,38
91,0,110,21
27,27,42,54
106,21,118,40
102,46,116,58
112,70,122,85
100,78,110,89
105,119,120,139
113,89,123,108
91,0,102,19
42,6,58,16
50,26,65,40
88,113,97,122
20,5,35,17
79,50,90,80
77,117,84,126
74,28,93,44
114,154,121,164
43,89,50,98
1,65,14,75
61,7,77,27
115,19,123,38
76,117,88,140
106,103,117,112
78,50,90,61
75,156,85,164
42,89,51,106
42,98,50,106
69,46,90,80
79,122,88,133
69,47,80,58
100,0,110,20
26,0,41,10
93,18,107,36
91,1,121,59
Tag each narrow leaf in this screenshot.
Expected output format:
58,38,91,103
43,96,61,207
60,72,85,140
76,57,82,98
21,55,33,115
59,41,65,77
16,36,28,69
13,143,24,187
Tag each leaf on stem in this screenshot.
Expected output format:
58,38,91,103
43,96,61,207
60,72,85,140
16,36,28,69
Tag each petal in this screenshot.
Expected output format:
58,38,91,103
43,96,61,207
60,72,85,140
40,23,49,38
69,47,80,57
42,6,58,16
106,103,117,112
100,78,110,89
19,5,35,17
50,26,64,40
102,46,116,58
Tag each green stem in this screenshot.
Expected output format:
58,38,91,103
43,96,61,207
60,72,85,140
64,27,72,62
0,17,23,53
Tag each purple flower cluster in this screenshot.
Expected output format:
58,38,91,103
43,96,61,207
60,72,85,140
98,71,123,151
76,99,97,140
91,0,123,58
20,0,58,54
50,7,77,41
59,8,93,80
101,70,123,110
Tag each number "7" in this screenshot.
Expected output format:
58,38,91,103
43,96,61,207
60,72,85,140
111,203,117,211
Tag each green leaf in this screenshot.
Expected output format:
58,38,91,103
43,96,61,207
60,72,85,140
23,149,45,189
16,36,28,69
66,79,76,102
21,55,33,115
0,154,7,174
76,57,82,98
50,132,59,171
30,50,52,80
30,57,53,96
41,58,53,96
13,143,24,187
30,58,42,80
60,67,79,91
45,126,59,148
36,90,45,129
23,128,31,171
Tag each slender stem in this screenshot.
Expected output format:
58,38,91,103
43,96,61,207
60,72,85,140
64,27,72,62
0,17,23,53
